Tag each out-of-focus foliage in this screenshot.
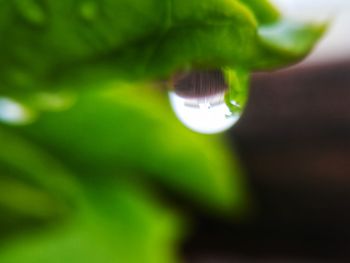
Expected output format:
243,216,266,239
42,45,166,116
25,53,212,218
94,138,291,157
0,0,323,262
0,82,245,263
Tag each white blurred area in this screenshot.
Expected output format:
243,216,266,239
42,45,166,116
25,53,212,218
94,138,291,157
168,92,239,134
271,0,350,64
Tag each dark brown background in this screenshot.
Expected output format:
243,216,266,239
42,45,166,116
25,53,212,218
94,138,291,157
184,60,350,262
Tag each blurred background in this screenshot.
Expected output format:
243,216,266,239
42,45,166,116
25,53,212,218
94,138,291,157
185,1,350,262
272,0,350,63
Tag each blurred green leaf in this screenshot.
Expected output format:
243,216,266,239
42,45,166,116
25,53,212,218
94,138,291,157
0,127,182,263
0,127,80,215
239,0,281,24
255,19,327,68
14,82,246,211
0,178,181,263
0,126,82,245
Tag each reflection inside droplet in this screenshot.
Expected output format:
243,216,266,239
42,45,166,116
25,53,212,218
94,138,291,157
0,97,36,125
169,91,239,134
168,70,240,134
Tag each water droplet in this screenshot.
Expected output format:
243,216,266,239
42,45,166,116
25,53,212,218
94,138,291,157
0,97,36,125
168,70,240,134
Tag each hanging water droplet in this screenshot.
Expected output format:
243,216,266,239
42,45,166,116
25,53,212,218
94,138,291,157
168,70,240,134
0,97,36,125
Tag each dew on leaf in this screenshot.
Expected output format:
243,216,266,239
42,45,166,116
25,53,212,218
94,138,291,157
168,70,240,134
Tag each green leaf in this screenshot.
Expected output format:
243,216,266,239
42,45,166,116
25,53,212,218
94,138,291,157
0,128,181,263
239,0,281,24
0,0,323,97
0,1,326,260
223,67,250,113
0,178,181,263
254,19,327,68
0,127,81,212
13,82,247,211
0,127,82,242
